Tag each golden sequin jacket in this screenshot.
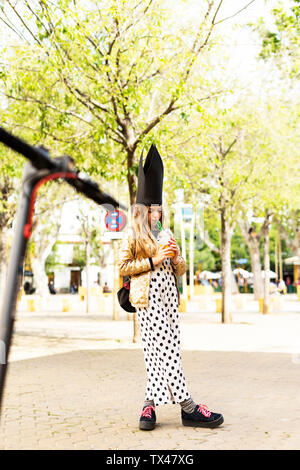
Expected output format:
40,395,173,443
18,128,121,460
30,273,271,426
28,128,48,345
118,228,187,308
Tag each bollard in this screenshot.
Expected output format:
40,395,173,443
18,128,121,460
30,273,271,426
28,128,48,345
259,298,272,314
179,298,186,313
297,285,300,301
216,298,222,313
62,297,70,312
27,297,36,312
78,286,86,301
17,289,24,303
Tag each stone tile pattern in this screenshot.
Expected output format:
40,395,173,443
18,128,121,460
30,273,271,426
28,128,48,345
1,349,300,450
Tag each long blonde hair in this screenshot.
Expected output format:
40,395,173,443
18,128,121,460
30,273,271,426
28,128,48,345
130,204,165,259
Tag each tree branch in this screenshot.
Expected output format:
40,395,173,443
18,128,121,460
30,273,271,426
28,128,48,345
9,122,92,144
222,136,239,159
1,91,96,129
134,1,224,148
200,227,221,255
257,211,273,241
6,0,43,46
135,99,178,148
214,0,257,25
0,14,27,42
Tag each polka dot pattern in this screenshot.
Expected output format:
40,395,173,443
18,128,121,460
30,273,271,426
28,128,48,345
137,258,190,406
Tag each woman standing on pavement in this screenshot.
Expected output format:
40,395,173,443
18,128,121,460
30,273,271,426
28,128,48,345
118,145,224,431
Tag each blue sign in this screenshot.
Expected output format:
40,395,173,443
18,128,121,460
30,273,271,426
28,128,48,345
105,210,126,232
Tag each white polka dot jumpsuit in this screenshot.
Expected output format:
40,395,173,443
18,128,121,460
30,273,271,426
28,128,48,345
136,253,191,407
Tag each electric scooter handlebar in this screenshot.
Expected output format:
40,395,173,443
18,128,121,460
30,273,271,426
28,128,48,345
0,126,127,413
0,126,127,211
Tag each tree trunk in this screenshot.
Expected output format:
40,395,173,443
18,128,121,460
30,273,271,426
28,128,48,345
85,237,90,314
189,211,195,298
127,148,137,206
278,230,283,281
239,221,263,300
275,229,278,282
132,312,140,343
221,208,233,324
292,223,300,258
0,227,9,302
31,255,50,297
249,244,263,299
31,236,57,296
263,226,270,314
0,176,15,302
0,259,8,304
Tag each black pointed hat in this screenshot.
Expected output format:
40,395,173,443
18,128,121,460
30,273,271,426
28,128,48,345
136,144,164,205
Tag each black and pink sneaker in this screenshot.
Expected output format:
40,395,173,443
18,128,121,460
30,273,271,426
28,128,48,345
182,403,224,428
139,405,156,431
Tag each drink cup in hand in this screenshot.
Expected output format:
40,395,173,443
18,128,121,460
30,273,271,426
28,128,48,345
158,229,175,258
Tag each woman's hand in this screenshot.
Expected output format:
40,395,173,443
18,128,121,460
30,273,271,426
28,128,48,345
168,237,180,264
152,237,181,266
152,244,175,266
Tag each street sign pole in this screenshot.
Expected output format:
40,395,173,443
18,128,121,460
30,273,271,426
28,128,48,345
104,209,127,321
112,239,120,321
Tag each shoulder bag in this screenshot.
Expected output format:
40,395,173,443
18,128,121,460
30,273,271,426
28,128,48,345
117,275,136,313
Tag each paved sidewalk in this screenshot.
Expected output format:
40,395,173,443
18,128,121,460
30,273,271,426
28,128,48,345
0,296,300,450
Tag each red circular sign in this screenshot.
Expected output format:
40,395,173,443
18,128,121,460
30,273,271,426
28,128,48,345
105,209,126,232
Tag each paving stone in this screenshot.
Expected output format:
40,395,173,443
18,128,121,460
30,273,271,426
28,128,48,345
1,301,300,450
